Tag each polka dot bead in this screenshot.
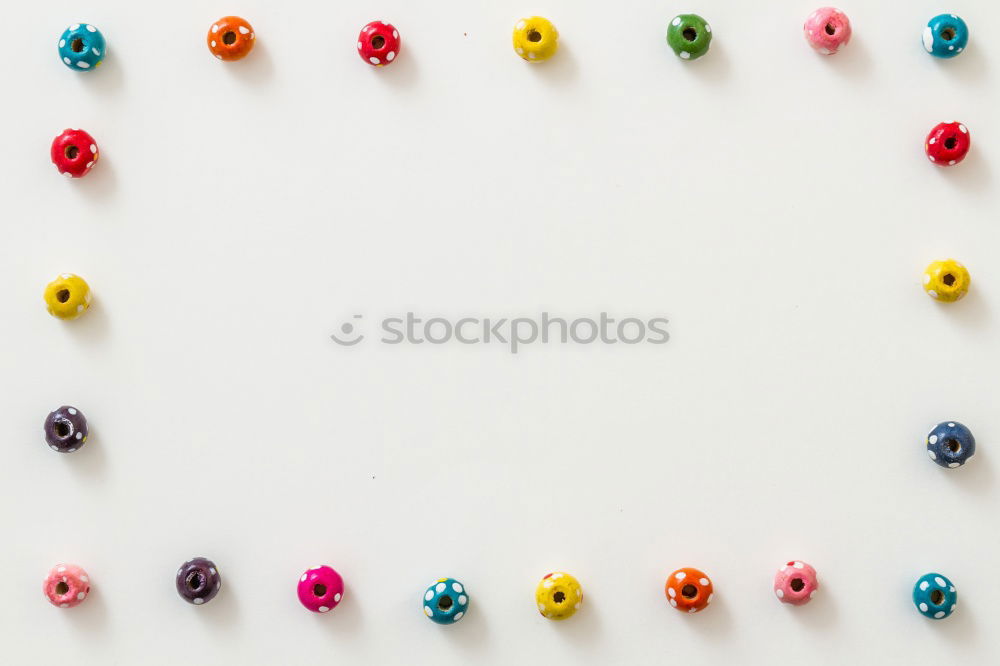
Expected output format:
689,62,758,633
43,563,90,608
358,21,400,67
927,421,976,468
51,128,99,179
803,8,851,55
925,121,970,167
535,571,582,620
297,565,344,613
176,557,222,605
44,273,92,320
913,573,957,620
423,578,469,624
512,17,559,63
208,16,255,61
44,406,88,453
665,567,713,613
58,24,106,71
666,14,712,61
923,259,970,303
774,561,818,606
923,14,968,59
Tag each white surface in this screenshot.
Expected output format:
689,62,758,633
2,1,999,663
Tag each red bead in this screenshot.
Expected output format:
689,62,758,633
51,128,99,178
925,121,970,167
357,21,400,67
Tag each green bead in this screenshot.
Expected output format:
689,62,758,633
666,14,712,60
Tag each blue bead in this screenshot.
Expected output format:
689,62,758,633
922,14,968,58
927,421,975,468
422,578,469,624
58,23,106,71
913,573,957,620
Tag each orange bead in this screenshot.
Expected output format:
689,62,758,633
207,16,255,61
665,567,713,613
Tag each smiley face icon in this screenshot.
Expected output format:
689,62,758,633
331,315,364,346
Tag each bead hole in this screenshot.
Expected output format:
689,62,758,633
790,578,805,592
946,438,961,453
371,35,386,49
930,589,945,605
527,30,542,43
944,137,958,150
553,591,566,604
313,583,327,598
438,595,453,611
222,31,237,45
682,27,697,42
942,28,956,41
56,289,71,303
186,571,204,591
681,584,698,599
824,23,836,36
942,273,956,286
64,145,79,160
71,38,85,53
55,421,71,438
55,581,69,595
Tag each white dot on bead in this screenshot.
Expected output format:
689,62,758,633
935,577,947,587
59,39,66,48
948,462,961,468
239,26,250,35
436,583,446,593
334,592,341,602
776,588,784,598
669,598,678,607
393,31,399,39
369,56,380,65
700,577,710,585
934,611,946,619
454,611,464,621
928,290,939,298
928,450,937,460
667,587,676,598
387,51,396,61
919,602,929,612
193,598,205,604
86,25,96,32
680,51,691,59
319,606,329,612
452,582,463,593
675,571,686,581
458,595,467,605
672,17,681,26
929,434,938,444
212,24,219,33
516,21,526,31
959,124,968,133
424,606,433,617
425,590,434,601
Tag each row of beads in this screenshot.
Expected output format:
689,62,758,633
40,562,959,621
55,10,972,72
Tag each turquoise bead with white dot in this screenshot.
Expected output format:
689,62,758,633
913,573,957,620
423,578,469,624
58,23,106,71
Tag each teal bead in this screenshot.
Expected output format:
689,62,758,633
913,573,957,620
422,578,469,624
58,23,106,71
666,14,712,60
922,14,968,58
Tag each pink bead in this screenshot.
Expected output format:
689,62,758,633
297,565,344,613
43,563,90,608
774,560,818,605
803,8,852,55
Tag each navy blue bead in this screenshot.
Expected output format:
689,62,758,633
913,573,957,619
927,421,975,468
422,578,469,624
922,14,968,58
58,23,106,71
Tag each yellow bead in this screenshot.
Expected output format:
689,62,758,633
44,273,92,320
535,572,582,620
512,17,558,62
923,259,970,303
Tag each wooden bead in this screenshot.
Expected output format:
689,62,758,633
913,573,957,619
665,567,713,613
44,273,92,320
925,121,970,167
208,16,255,61
535,572,581,620
512,17,558,62
774,561,818,605
358,21,400,66
51,129,98,178
923,259,970,302
667,14,712,60
803,8,851,55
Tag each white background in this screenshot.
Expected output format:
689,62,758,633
2,1,998,664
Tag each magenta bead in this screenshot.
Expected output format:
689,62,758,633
803,7,852,55
297,565,344,613
774,560,818,606
43,563,91,608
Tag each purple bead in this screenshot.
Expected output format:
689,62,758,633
44,405,88,453
176,557,221,605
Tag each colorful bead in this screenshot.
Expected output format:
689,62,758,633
774,561,818,605
423,578,469,624
176,557,221,605
297,565,344,613
44,273,92,320
927,421,975,468
358,21,400,67
44,406,88,453
666,14,712,61
923,259,970,303
58,24,106,71
923,14,968,58
208,17,255,61
925,121,970,167
913,573,957,619
512,17,559,62
803,8,851,55
665,567,713,613
43,563,90,608
51,128,99,178
535,572,582,620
